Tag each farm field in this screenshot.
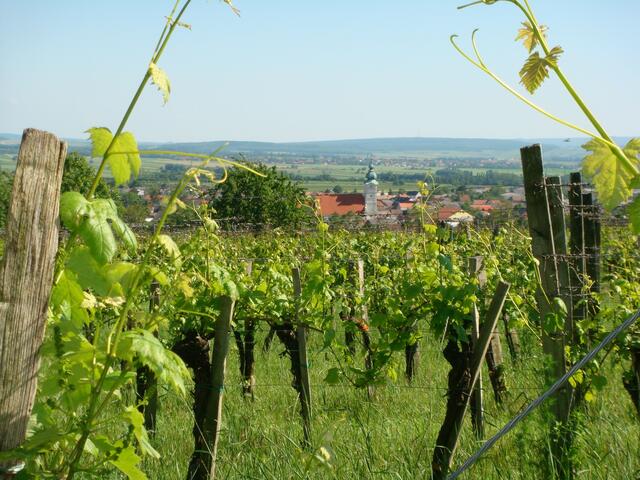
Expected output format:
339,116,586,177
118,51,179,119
0,151,574,193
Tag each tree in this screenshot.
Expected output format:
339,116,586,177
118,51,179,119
0,171,13,229
61,152,112,198
207,162,312,231
332,184,343,193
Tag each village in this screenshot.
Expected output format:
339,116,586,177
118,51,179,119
118,162,527,229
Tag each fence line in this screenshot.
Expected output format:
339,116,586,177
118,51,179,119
447,306,640,480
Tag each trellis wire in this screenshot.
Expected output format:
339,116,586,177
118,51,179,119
447,306,640,480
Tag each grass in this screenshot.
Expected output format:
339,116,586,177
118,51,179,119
122,326,640,479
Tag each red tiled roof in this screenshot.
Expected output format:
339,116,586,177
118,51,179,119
314,193,364,216
472,199,489,206
471,204,493,212
438,206,461,221
398,202,415,210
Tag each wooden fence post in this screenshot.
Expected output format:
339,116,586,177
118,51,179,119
0,129,66,474
467,257,485,439
568,172,587,328
241,261,256,398
293,268,312,448
582,193,601,318
357,259,375,400
431,281,510,480
521,146,571,420
521,146,575,478
502,312,521,363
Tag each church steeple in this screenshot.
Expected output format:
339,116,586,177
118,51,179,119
364,161,378,218
365,162,378,185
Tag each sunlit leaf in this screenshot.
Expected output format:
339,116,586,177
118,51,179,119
515,21,548,53
628,194,640,234
86,127,113,158
109,445,147,480
519,46,563,94
149,62,171,105
59,192,89,230
117,329,190,395
108,132,141,186
582,138,640,210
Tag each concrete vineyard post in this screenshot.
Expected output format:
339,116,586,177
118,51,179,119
0,129,66,474
357,259,375,400
205,296,235,480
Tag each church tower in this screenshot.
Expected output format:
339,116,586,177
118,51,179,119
364,162,378,218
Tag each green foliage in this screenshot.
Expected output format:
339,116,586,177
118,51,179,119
116,330,190,395
149,62,171,104
61,152,113,198
515,21,548,53
87,127,141,186
0,171,13,229
582,138,640,210
60,192,137,263
207,161,312,231
519,46,563,94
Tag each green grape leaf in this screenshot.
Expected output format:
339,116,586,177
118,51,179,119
515,21,548,53
51,270,89,329
628,194,640,234
111,216,138,253
324,368,341,385
109,445,147,480
122,407,160,459
582,138,640,210
519,46,563,94
60,192,89,231
117,329,190,395
157,234,181,260
79,209,117,264
149,62,171,105
86,127,113,158
108,132,141,186
67,246,110,295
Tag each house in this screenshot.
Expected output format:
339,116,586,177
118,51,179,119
314,193,364,217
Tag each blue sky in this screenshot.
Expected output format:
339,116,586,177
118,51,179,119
0,1,638,142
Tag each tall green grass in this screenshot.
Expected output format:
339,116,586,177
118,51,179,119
127,326,640,480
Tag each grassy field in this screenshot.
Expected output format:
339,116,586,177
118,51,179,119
121,327,640,479
0,153,574,193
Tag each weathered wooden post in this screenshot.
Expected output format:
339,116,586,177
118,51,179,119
293,267,312,448
0,129,66,475
582,193,601,318
467,257,485,439
521,145,574,478
568,172,587,328
502,311,521,363
431,281,510,480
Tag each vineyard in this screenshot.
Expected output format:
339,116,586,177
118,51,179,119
1,1,640,479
